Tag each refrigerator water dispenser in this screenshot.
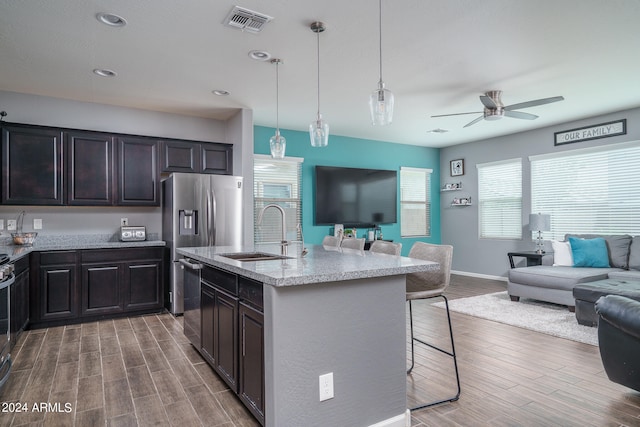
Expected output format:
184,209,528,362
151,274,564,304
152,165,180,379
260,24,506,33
179,210,198,235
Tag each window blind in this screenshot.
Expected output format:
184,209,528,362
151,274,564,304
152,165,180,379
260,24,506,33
530,141,640,240
253,155,303,243
477,158,522,239
400,167,431,237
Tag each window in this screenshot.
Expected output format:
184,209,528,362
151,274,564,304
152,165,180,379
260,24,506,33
531,141,640,240
400,167,431,237
477,158,522,239
253,155,303,243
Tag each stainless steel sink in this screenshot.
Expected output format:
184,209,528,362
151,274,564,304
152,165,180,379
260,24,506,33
219,252,292,262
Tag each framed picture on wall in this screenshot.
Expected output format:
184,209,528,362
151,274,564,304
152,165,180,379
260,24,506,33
450,159,464,176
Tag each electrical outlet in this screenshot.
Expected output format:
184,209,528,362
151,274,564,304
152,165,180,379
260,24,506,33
319,372,334,402
7,219,17,231
33,218,43,230
121,218,128,226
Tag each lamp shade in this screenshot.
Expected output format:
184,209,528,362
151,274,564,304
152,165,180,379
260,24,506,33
529,213,550,232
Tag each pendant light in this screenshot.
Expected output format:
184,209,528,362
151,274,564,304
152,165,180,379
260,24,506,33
309,21,329,147
269,58,286,159
369,0,394,126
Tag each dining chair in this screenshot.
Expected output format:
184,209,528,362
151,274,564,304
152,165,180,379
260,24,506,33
340,237,365,250
369,240,402,255
322,235,341,247
406,241,459,410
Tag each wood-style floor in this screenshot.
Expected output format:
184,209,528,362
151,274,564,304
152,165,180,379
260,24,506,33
1,274,638,426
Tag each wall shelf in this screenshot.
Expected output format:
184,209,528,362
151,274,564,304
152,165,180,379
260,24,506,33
441,182,463,192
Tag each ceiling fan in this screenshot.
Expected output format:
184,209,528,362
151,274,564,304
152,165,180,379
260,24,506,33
432,90,564,128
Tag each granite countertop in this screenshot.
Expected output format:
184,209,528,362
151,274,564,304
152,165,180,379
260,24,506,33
0,234,165,261
177,243,439,287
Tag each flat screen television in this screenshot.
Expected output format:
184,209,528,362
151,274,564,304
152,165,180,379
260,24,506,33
314,165,397,227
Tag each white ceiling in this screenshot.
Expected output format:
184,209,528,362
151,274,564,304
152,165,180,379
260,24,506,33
1,0,639,148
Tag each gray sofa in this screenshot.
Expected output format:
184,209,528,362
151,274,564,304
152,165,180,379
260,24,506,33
507,234,640,310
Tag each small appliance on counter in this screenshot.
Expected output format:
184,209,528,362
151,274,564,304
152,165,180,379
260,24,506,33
120,226,146,242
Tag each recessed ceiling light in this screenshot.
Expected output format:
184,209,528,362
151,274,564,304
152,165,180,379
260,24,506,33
427,128,449,133
93,68,117,77
96,12,127,27
212,90,230,96
248,50,271,61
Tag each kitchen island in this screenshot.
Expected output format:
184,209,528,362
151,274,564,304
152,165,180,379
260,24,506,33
177,243,439,427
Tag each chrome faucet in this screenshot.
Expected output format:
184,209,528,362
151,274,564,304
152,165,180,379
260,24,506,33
16,210,26,233
257,204,288,255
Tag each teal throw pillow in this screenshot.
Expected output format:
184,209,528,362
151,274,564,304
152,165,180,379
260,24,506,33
568,237,610,268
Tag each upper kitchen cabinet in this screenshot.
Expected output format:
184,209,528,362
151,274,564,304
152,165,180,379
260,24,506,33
202,143,232,175
1,124,64,205
161,139,232,175
116,136,159,206
66,130,115,205
160,139,201,173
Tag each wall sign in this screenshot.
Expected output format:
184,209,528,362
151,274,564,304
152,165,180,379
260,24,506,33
554,119,626,146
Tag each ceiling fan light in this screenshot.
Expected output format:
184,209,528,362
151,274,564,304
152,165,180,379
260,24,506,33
309,114,329,147
370,81,394,126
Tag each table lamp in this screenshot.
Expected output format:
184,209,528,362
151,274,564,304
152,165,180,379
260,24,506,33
529,213,550,254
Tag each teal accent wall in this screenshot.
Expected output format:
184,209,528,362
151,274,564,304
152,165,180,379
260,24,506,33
254,126,441,255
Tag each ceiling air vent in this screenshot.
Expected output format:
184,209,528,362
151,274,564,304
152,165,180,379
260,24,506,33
224,6,273,33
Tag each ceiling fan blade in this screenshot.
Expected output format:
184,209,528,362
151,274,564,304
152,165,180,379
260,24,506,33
431,111,482,118
505,96,564,111
464,115,485,128
480,95,498,109
504,110,538,120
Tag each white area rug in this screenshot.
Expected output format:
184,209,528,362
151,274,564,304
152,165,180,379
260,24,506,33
434,291,598,346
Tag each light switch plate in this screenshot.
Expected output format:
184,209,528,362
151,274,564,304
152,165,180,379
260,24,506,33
34,218,43,230
7,219,16,231
0,219,4,230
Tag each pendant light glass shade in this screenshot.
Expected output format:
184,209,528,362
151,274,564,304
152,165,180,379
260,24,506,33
369,0,394,125
309,114,329,147
270,59,286,158
310,22,329,147
370,80,394,125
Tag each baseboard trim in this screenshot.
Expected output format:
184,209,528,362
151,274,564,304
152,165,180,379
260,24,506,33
451,270,508,282
367,410,409,427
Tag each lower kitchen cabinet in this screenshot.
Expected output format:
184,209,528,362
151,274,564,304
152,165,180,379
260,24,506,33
195,265,263,425
201,270,238,392
239,301,265,424
30,247,164,328
36,251,79,323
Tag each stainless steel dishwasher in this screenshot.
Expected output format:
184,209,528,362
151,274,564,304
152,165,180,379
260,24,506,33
179,258,203,349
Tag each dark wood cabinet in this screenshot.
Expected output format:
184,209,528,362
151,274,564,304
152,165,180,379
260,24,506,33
195,266,263,424
160,140,201,173
1,122,233,206
31,247,164,328
200,267,238,392
161,139,232,175
81,264,122,316
202,143,232,175
34,251,79,323
124,259,162,311
1,124,64,205
66,130,115,205
239,302,265,424
116,136,159,206
10,255,30,348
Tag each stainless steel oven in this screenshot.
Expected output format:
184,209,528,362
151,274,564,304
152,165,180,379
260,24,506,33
0,266,15,390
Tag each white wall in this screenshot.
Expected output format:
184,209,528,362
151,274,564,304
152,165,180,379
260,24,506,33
0,90,251,238
440,107,640,279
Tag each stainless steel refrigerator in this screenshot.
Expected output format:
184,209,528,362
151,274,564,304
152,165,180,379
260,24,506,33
162,173,243,314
